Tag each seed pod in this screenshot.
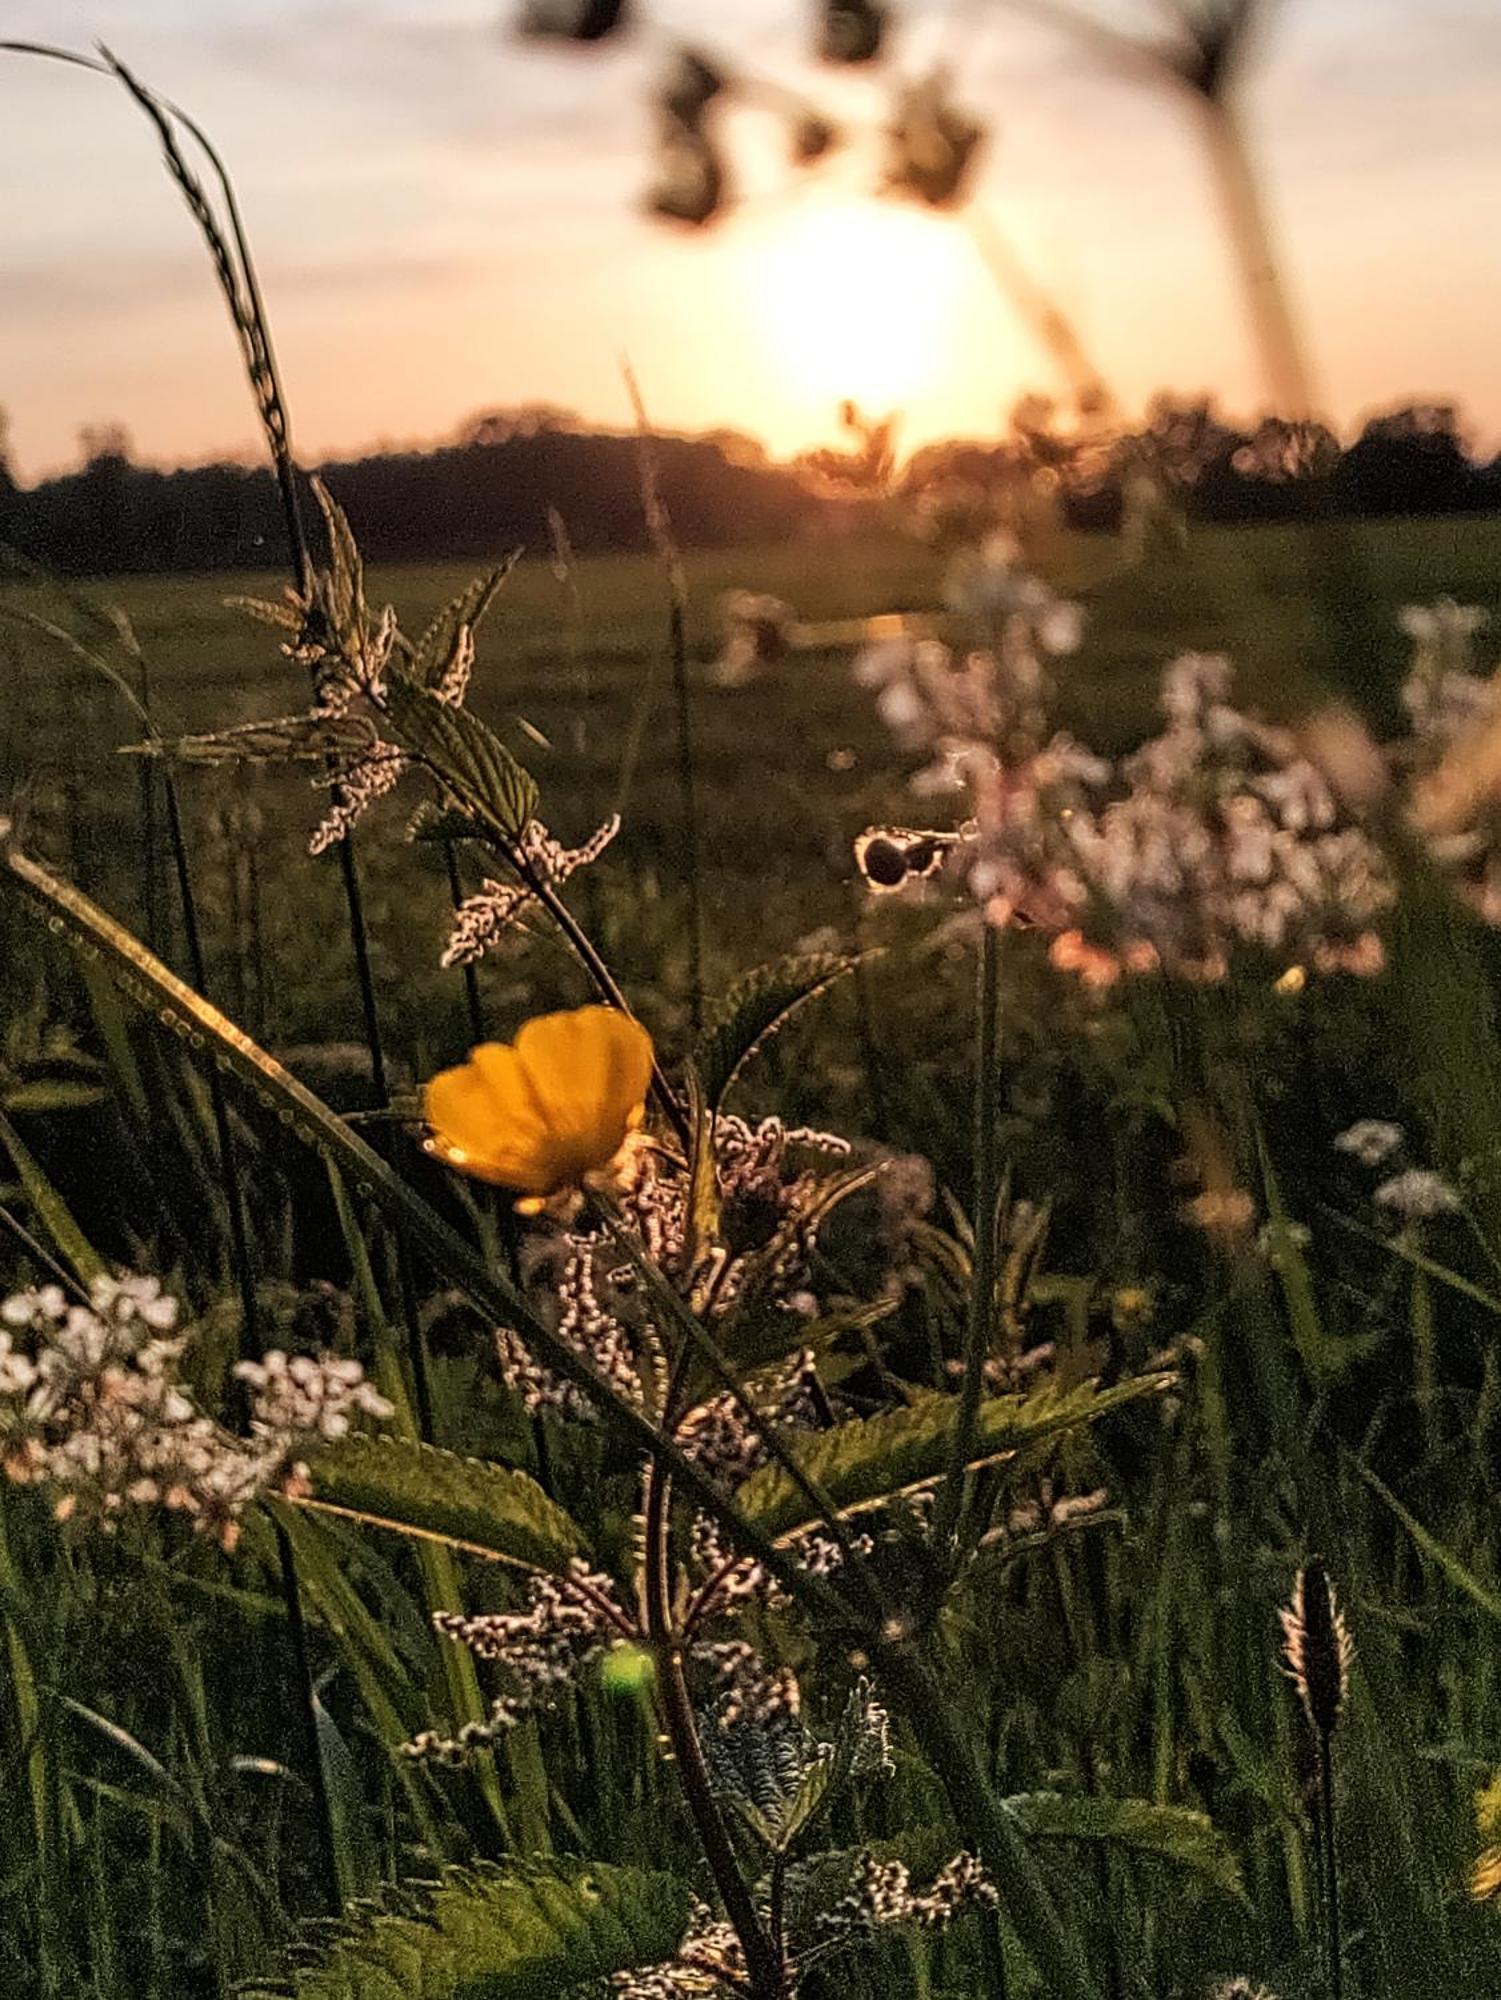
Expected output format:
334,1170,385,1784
819,1,886,64
1280,1560,1353,1738
517,0,631,42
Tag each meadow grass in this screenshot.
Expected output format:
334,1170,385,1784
6,510,1501,2000
5,512,1497,1049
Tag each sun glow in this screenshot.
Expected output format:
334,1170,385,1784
744,195,974,420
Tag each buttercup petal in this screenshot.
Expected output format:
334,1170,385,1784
513,1008,653,1164
423,1008,653,1195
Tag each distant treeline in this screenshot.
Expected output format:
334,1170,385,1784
900,396,1501,534
2,396,1497,576
0,408,825,576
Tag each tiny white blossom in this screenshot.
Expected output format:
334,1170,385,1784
1374,1169,1460,1221
1334,1119,1404,1167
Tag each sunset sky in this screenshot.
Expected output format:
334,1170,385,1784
3,0,1499,482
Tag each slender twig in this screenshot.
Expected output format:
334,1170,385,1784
965,209,1119,420
0,1204,92,1307
271,1516,347,1911
1317,1724,1341,2000
933,923,1001,1555
643,1461,784,2000
623,363,705,1036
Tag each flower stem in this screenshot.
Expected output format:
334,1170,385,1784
1317,1726,1342,2000
642,1464,784,2000
524,864,690,1148
934,921,1001,1555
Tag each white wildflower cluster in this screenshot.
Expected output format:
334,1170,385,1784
1333,1118,1460,1222
232,1349,394,1443
1399,602,1501,923
1399,600,1492,743
405,1560,628,1764
441,814,620,966
856,636,1395,989
1334,1119,1404,1168
1373,1169,1460,1222
0,1276,390,1550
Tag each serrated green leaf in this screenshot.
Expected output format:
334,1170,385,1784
131,712,379,766
225,592,304,633
381,673,539,843
312,478,367,657
412,560,518,688
734,1374,1174,1543
1002,1792,1246,1902
298,1432,584,1574
407,802,492,844
242,1858,693,2000
696,953,863,1109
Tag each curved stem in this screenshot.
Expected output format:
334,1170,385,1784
1196,92,1312,416
522,861,690,1147
642,1464,784,2000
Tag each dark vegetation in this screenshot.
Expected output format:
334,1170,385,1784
2,395,1496,576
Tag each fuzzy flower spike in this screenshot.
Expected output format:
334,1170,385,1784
423,1006,653,1206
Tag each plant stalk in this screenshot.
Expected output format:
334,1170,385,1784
934,921,1001,1555
643,1463,784,2000
1317,1727,1341,2000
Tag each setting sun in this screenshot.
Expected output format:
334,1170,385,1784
744,194,976,418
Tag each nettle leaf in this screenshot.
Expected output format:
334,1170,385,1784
225,592,304,633
312,478,368,657
705,1705,816,1851
244,1857,692,2000
406,801,492,844
298,1433,584,1574
129,713,380,766
381,672,539,843
412,559,518,688
1003,1792,1247,1903
734,1374,1174,1542
696,952,864,1109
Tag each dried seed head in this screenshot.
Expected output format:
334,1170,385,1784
1280,1561,1353,1738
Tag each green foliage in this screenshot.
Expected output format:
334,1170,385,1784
143,713,381,766
410,562,517,689
705,1683,886,1857
297,1433,585,1574
695,951,862,1108
1002,1792,1246,1902
381,670,539,843
733,1373,1174,1541
243,1858,693,1999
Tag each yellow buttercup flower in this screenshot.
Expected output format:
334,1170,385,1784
423,1006,653,1201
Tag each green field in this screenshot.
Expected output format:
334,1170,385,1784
5,513,1498,1059
8,512,1501,2000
